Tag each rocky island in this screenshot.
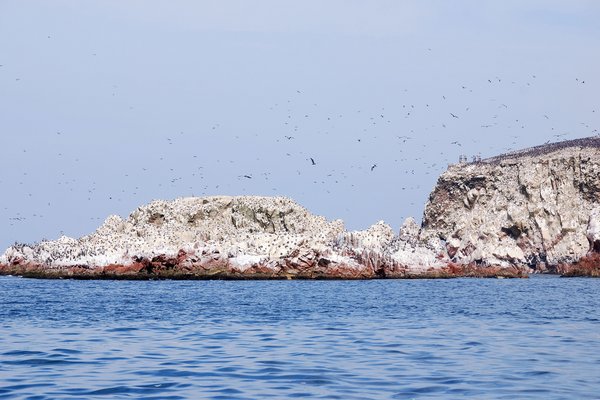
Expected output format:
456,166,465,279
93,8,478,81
1,137,599,279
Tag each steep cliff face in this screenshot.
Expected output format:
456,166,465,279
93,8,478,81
421,137,600,270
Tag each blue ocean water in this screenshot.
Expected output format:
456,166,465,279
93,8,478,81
0,275,599,399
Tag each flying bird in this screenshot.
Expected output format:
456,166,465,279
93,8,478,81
450,113,459,118
371,164,377,171
310,158,316,165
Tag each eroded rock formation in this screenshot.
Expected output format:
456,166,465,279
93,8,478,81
420,137,600,274
1,196,479,279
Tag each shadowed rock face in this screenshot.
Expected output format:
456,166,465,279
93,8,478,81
421,138,600,271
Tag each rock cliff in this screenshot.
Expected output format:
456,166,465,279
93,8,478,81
420,137,600,272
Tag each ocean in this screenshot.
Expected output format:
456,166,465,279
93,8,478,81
1,275,599,399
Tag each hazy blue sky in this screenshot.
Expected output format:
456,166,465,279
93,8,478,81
1,1,599,249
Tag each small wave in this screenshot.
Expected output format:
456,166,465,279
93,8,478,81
50,348,82,355
3,357,87,366
80,382,181,396
105,326,140,333
2,350,46,358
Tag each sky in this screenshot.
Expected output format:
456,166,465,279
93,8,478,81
1,1,599,250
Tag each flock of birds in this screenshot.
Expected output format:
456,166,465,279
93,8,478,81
1,51,598,246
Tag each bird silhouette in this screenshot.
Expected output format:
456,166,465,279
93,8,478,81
310,158,316,165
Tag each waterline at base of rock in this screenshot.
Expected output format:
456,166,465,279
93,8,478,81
0,260,528,279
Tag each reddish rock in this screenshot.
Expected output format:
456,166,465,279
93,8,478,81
447,245,459,259
0,250,530,280
103,263,146,275
557,252,600,277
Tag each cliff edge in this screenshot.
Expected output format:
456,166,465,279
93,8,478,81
420,137,600,273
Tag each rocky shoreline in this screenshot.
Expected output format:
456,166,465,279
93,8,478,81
1,137,599,279
0,255,527,280
555,253,600,277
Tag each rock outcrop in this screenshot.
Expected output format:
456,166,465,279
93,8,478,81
3,196,501,279
420,137,600,273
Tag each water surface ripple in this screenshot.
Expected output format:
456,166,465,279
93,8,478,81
1,276,599,399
